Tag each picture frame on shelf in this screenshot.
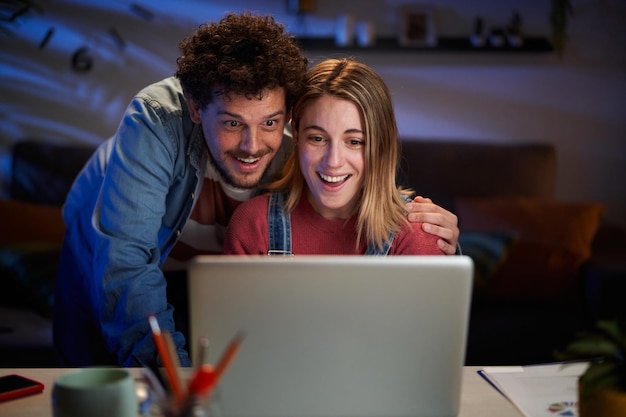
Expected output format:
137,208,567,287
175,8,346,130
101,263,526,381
397,4,437,47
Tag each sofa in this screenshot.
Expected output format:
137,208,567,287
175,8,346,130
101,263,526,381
1,139,625,367
397,140,626,365
0,142,95,367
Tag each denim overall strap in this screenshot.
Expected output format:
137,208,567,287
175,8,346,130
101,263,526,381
268,192,410,256
267,192,293,256
364,233,395,255
364,193,413,255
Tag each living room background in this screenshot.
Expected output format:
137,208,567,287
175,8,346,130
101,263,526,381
0,0,624,226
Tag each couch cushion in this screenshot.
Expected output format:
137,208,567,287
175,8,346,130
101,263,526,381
0,199,64,245
0,199,64,318
0,245,60,318
458,231,516,290
457,197,605,301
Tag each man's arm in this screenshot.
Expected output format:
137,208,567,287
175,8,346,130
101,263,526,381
94,94,190,367
405,196,460,255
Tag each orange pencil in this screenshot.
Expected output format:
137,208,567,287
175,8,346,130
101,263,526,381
213,331,245,385
163,330,187,398
148,314,184,403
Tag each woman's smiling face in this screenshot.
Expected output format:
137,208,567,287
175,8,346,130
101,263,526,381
295,94,365,220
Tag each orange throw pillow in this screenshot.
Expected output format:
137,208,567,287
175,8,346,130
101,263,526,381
457,197,605,301
0,199,65,246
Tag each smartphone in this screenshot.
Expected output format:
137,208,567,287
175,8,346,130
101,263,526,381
0,374,45,402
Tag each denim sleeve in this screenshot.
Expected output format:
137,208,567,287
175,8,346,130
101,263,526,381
93,94,191,367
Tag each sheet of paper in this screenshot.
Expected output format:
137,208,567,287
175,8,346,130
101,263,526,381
478,362,589,417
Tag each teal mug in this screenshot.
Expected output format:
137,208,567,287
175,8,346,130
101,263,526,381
52,368,138,417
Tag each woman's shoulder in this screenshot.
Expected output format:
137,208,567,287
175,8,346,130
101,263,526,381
392,221,443,255
233,193,270,217
224,193,271,254
226,193,270,231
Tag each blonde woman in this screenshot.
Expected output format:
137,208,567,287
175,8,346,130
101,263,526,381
224,58,443,256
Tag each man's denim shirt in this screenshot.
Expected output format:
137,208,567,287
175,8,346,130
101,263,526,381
59,77,290,367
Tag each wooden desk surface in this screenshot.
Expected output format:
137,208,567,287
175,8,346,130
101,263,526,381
0,366,521,416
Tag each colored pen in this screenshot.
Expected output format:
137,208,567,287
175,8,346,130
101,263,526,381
148,314,184,403
187,364,216,399
187,331,244,400
195,336,210,371
163,329,187,398
187,337,214,402
213,331,245,386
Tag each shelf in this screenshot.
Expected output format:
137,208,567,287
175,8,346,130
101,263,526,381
297,36,553,53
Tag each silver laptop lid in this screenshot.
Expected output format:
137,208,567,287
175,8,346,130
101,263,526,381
188,255,473,417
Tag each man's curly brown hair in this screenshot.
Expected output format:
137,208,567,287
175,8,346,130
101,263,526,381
176,12,308,110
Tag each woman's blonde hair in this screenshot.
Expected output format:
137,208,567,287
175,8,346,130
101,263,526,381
268,58,412,251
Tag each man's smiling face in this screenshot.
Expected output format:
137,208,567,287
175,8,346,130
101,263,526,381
188,87,287,189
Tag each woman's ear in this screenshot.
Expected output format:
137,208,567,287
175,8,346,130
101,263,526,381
184,92,202,124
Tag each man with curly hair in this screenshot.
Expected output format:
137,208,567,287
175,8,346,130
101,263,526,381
53,12,460,368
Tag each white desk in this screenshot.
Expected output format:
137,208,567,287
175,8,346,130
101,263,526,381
0,367,521,416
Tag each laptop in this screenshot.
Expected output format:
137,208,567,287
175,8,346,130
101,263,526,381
187,255,473,417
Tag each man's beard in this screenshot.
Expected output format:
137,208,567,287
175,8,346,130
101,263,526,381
212,152,269,190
